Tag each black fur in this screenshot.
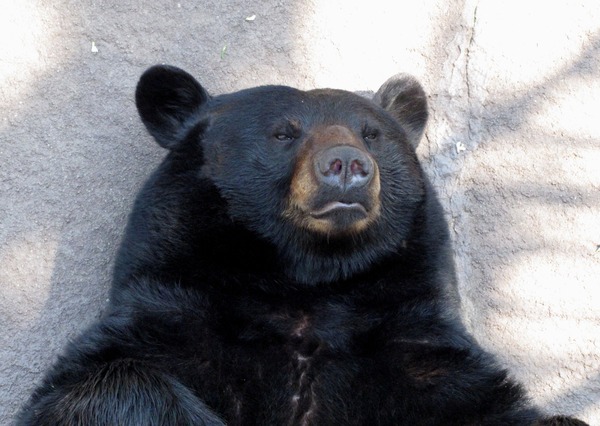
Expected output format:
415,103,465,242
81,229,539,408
18,66,587,425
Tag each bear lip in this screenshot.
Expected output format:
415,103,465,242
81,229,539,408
310,201,367,218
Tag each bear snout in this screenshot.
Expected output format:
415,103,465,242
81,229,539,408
314,145,374,192
285,124,381,236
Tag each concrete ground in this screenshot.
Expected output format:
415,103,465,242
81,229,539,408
1,0,599,423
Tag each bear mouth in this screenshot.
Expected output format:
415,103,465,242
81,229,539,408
310,201,368,219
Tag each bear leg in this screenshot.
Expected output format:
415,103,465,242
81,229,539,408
17,359,224,426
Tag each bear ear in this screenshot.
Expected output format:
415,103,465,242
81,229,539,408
135,65,210,149
373,74,428,148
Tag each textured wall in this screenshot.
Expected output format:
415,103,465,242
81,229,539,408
1,1,598,423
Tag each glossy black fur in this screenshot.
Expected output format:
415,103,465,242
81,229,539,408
18,66,587,426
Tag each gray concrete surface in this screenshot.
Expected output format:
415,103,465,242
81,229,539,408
1,1,599,423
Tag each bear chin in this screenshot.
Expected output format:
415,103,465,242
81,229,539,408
309,202,371,233
310,201,367,218
283,199,380,239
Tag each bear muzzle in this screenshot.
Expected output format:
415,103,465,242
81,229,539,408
286,125,381,236
314,145,374,192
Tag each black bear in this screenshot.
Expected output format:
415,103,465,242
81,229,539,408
18,65,587,425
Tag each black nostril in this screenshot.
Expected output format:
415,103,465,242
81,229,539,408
350,159,367,176
328,159,343,175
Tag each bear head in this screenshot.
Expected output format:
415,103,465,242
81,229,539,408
135,65,429,285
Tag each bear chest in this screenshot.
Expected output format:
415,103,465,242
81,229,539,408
212,305,362,425
286,315,324,426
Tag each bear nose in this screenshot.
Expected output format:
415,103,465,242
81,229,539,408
315,145,374,190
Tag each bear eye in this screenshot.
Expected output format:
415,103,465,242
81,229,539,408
275,133,294,141
363,128,379,141
273,120,301,142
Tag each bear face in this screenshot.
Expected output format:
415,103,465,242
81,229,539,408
134,65,430,285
